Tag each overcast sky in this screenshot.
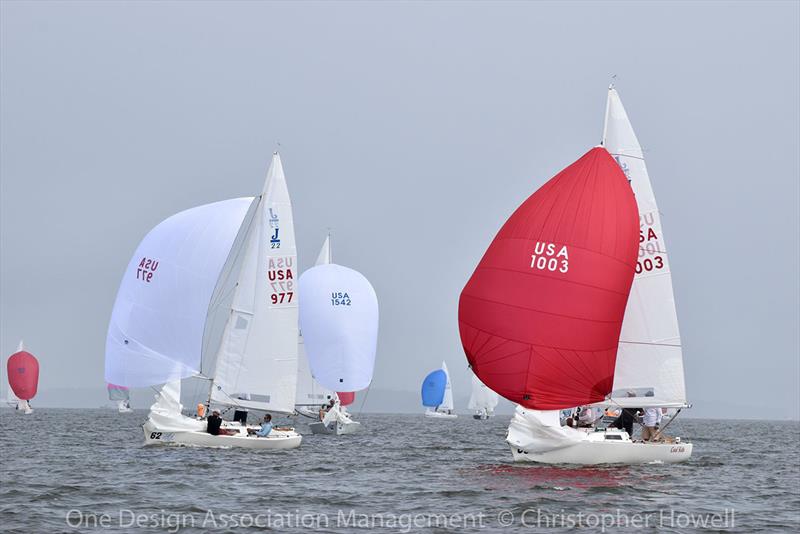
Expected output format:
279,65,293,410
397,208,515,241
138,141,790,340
1,1,798,418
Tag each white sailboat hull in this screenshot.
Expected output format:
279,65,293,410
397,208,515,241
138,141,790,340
509,429,692,465
142,419,302,450
425,410,457,420
308,420,361,435
472,412,493,420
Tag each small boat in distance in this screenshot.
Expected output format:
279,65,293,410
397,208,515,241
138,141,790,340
6,340,38,415
422,362,457,419
107,383,133,413
299,233,379,436
468,374,498,420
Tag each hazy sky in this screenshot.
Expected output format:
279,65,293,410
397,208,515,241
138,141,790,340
1,1,798,418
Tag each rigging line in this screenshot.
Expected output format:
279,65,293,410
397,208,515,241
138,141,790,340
355,385,371,418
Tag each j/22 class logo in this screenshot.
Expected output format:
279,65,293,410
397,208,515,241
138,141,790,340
136,257,159,282
268,208,280,249
530,242,569,273
331,292,352,306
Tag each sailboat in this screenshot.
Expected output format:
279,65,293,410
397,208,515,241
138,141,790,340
105,153,302,450
299,234,378,436
460,88,692,465
6,341,38,415
422,362,457,419
107,383,133,413
468,374,498,420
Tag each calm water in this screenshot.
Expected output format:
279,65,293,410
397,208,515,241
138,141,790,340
0,410,798,533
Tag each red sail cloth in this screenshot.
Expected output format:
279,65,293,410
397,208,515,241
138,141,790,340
337,391,355,406
458,147,639,410
7,350,39,401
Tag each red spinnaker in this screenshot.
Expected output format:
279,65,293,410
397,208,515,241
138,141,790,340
337,391,355,406
458,147,639,410
7,350,39,401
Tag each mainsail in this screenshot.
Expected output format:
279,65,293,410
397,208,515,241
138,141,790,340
459,147,640,410
602,87,687,408
440,361,454,412
210,154,300,414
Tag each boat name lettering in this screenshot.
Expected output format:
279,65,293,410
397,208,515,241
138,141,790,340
530,242,569,273
670,446,685,453
331,292,352,306
136,257,159,283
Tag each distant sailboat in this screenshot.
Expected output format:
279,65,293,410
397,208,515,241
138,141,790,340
468,374,498,420
105,153,302,450
107,383,133,413
299,234,378,436
422,362,457,419
6,340,38,415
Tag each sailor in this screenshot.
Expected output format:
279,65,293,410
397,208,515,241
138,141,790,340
319,399,335,421
609,391,642,437
206,410,223,435
250,414,273,437
577,406,596,428
641,391,659,441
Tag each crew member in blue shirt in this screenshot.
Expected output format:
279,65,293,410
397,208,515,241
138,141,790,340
254,413,273,437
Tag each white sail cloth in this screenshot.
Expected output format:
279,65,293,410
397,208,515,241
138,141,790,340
602,88,687,408
295,336,336,406
507,406,585,453
105,198,253,387
147,381,205,432
298,264,379,392
468,374,499,412
440,361,454,412
211,154,299,414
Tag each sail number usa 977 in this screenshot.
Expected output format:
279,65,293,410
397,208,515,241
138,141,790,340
268,257,294,305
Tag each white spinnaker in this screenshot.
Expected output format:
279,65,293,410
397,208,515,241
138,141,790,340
295,336,336,406
211,154,299,413
104,198,253,387
298,263,379,392
440,361,454,412
602,87,686,408
468,374,499,412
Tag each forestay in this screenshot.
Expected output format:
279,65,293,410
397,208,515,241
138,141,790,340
104,198,253,387
211,154,299,414
601,87,687,408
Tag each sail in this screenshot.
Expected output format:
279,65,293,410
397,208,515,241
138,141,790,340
468,374,499,412
104,198,253,387
107,383,130,402
298,264,379,392
602,88,687,408
337,391,355,406
421,369,447,407
7,342,39,401
459,147,639,410
315,234,332,266
295,336,336,406
440,361,454,411
211,154,300,414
